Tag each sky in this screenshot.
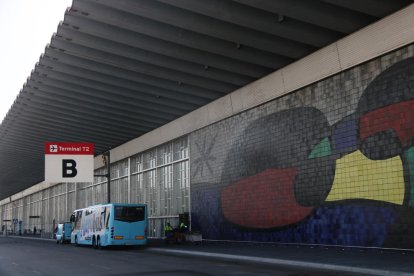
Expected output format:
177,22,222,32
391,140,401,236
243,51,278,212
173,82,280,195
0,0,72,123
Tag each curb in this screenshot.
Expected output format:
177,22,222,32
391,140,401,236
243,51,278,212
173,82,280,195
0,235,54,242
147,248,413,276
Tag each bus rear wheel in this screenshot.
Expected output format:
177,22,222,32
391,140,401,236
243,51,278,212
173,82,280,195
97,236,101,249
75,236,79,247
92,236,97,249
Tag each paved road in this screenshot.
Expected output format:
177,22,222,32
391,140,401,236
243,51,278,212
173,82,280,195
153,242,414,275
0,237,359,276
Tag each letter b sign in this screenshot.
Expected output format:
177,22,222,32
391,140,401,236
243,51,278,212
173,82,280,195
62,159,78,178
45,142,94,183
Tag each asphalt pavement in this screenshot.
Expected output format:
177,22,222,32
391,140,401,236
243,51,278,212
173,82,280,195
149,239,414,276
3,235,414,275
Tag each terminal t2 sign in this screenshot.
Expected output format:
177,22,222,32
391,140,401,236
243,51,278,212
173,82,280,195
45,142,94,183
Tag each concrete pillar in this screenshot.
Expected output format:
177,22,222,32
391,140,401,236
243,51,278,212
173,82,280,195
128,157,131,204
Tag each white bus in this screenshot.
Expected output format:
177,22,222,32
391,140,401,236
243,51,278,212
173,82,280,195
70,203,148,248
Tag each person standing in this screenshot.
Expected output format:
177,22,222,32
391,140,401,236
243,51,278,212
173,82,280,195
179,221,187,233
164,222,173,244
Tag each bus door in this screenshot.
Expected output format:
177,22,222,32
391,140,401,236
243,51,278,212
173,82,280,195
70,210,83,243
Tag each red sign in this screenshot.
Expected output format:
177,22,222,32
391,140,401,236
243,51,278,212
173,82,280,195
45,142,94,155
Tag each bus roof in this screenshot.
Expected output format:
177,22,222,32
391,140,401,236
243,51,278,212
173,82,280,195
72,203,147,212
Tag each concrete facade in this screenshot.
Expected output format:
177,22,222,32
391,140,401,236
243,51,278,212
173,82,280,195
1,5,414,248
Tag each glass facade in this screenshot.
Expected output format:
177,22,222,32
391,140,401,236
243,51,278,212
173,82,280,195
0,136,189,238
93,136,190,238
129,136,190,237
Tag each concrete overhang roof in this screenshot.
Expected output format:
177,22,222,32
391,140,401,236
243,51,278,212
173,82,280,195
0,0,412,200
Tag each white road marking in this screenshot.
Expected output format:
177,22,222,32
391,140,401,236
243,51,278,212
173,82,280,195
148,248,413,276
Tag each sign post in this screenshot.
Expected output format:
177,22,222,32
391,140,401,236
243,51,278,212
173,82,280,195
94,151,111,203
45,142,94,183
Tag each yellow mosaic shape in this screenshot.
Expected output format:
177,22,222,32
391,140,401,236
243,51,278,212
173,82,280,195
326,150,404,205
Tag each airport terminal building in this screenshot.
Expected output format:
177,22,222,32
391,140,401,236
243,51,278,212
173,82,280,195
1,1,414,249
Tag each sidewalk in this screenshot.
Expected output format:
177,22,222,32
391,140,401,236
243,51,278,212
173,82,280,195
147,240,414,276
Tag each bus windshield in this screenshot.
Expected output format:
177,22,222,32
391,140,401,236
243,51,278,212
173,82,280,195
114,206,145,222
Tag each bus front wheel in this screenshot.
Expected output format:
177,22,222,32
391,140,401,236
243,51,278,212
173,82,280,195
75,236,79,247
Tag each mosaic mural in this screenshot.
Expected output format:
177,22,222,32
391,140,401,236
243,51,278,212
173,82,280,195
190,48,414,248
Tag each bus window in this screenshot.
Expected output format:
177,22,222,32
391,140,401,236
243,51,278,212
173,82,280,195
99,208,106,231
105,207,110,228
74,210,82,230
70,213,75,223
114,206,145,222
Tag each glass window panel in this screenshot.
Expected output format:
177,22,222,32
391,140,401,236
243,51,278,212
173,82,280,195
143,150,156,170
110,177,128,203
131,154,143,173
94,167,108,184
144,170,157,216
173,161,189,214
158,143,172,166
110,159,128,179
159,166,173,216
131,173,144,204
173,137,188,161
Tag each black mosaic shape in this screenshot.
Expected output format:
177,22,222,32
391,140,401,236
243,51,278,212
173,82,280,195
221,107,332,187
360,129,403,160
356,57,414,116
384,205,414,248
294,155,337,206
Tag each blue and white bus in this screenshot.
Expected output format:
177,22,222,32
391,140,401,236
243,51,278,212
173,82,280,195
70,203,147,248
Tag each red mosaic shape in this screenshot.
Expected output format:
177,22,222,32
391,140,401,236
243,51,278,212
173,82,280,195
221,168,313,229
360,100,414,146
